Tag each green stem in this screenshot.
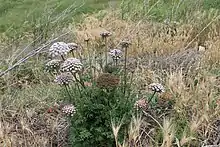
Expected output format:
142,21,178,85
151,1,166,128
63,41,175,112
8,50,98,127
87,41,93,81
71,51,75,57
115,58,118,67
78,73,86,88
64,85,72,102
73,73,85,89
127,72,134,97
75,82,82,97
61,55,65,61
148,91,157,103
123,47,128,94
104,37,108,67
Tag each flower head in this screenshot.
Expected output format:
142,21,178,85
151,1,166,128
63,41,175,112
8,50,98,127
54,72,73,85
45,59,61,73
149,83,165,93
61,104,76,116
60,58,83,73
134,98,148,110
120,39,131,48
97,73,120,88
109,49,123,60
49,42,70,57
67,42,79,51
100,31,111,38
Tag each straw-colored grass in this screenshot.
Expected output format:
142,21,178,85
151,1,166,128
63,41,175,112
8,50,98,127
1,1,220,146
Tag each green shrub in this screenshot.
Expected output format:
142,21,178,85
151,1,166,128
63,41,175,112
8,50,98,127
69,84,134,147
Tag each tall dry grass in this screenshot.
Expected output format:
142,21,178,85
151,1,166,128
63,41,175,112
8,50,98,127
1,2,220,146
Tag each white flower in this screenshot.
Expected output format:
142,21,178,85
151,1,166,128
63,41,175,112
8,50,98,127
45,59,61,72
149,83,165,93
49,42,70,57
54,73,73,85
61,104,76,116
109,49,123,60
60,58,83,73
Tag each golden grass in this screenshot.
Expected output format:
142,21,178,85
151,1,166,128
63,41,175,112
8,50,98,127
1,9,220,146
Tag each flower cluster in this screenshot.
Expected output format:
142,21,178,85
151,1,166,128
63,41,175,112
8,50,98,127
100,31,112,38
134,98,148,110
60,58,83,73
149,83,165,93
61,104,76,116
109,49,123,60
67,42,79,51
54,73,73,85
120,39,131,48
49,42,70,57
45,59,61,73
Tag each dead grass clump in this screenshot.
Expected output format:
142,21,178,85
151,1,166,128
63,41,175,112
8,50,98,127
0,112,69,147
72,11,220,69
0,85,70,147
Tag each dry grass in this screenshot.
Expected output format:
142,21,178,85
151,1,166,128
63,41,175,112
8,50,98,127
0,85,70,147
72,11,220,146
1,8,220,146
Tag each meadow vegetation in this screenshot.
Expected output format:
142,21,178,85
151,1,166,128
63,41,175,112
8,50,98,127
1,0,220,146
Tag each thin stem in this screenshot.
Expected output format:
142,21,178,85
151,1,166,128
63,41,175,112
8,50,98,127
61,55,65,61
115,59,118,67
142,110,163,130
104,37,108,67
86,40,93,81
71,51,75,57
78,73,86,88
73,73,85,89
123,47,128,94
64,85,72,102
148,91,156,103
127,72,134,97
71,73,82,97
75,82,82,97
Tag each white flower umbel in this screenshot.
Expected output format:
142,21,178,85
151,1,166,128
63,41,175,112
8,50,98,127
61,104,76,116
49,42,70,58
45,59,61,73
148,83,165,103
54,72,73,86
109,49,123,60
60,58,83,73
149,83,165,93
